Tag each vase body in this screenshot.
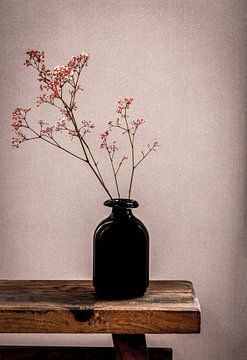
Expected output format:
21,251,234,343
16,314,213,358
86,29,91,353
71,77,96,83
93,199,149,299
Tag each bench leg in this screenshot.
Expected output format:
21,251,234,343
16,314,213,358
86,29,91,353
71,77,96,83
112,334,149,360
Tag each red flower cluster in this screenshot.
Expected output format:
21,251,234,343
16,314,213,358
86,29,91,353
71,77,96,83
116,98,134,113
100,130,110,143
24,49,89,105
100,129,118,157
68,53,90,69
25,50,45,67
11,108,31,148
36,93,55,107
80,120,95,136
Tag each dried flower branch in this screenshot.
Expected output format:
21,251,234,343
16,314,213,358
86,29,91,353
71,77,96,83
12,50,159,199
101,98,160,198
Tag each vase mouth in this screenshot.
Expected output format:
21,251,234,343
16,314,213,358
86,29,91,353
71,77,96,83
104,198,139,209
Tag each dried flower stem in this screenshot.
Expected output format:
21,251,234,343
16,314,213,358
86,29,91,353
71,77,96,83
108,148,121,198
12,50,159,201
22,117,87,162
122,108,135,198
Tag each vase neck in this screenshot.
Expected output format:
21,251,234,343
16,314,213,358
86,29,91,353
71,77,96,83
104,198,138,220
110,207,133,219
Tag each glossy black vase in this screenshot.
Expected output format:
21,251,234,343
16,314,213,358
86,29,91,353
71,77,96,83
93,199,149,299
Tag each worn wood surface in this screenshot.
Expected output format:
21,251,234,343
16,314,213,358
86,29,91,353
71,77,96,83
113,334,149,360
0,346,172,360
0,280,200,334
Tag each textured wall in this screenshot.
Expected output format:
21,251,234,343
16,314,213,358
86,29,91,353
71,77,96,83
0,1,246,359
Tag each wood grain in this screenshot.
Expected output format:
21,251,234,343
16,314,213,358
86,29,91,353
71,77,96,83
0,280,200,334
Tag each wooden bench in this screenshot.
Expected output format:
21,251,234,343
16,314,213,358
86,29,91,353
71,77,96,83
0,280,201,359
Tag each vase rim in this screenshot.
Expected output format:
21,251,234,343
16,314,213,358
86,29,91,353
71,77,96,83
104,198,139,208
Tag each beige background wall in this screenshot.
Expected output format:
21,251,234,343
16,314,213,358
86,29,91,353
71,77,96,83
0,0,246,359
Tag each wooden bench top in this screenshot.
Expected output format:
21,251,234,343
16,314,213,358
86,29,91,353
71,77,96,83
0,280,201,334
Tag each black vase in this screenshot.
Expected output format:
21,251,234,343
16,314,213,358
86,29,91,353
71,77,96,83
93,198,149,299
